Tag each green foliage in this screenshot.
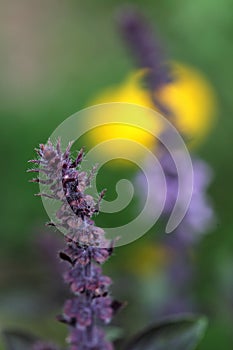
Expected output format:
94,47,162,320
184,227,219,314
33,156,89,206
124,315,208,350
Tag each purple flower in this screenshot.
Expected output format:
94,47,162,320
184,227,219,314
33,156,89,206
68,326,113,350
119,6,215,323
29,140,122,350
63,298,93,328
120,8,215,245
164,152,214,247
136,149,214,318
61,242,113,266
136,151,214,247
118,6,171,90
92,296,113,324
64,264,112,295
118,6,173,117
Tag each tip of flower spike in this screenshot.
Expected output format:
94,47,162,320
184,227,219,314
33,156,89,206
27,168,39,173
34,147,43,156
72,147,85,167
64,141,75,159
28,159,40,164
45,139,53,147
35,193,54,199
117,5,171,92
117,5,149,43
56,138,61,154
29,178,40,183
117,5,141,29
96,189,107,212
99,189,107,199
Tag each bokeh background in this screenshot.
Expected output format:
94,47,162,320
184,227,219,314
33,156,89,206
0,0,233,349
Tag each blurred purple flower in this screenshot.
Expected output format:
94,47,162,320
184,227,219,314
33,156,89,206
136,151,214,247
136,149,214,318
119,5,215,324
118,6,171,90
164,153,214,247
118,6,173,117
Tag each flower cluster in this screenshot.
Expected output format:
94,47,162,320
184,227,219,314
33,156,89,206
29,140,120,350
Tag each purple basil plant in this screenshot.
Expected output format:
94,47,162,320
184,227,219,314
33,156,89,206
119,5,215,248
28,140,121,350
119,6,215,318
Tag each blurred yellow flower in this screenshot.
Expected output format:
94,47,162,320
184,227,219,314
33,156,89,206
86,71,161,160
92,70,154,108
86,62,216,160
156,62,217,145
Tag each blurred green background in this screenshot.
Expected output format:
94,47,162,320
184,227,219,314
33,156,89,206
0,0,233,349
